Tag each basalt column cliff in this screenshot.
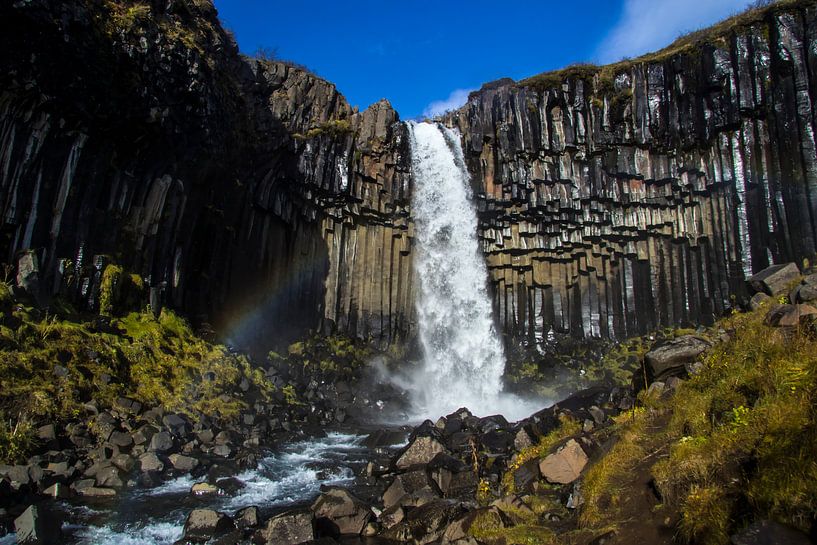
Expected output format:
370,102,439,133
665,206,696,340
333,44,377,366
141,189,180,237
0,0,413,351
445,2,817,345
2,0,817,353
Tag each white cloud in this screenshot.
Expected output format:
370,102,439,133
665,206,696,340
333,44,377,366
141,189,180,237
421,88,477,119
596,0,754,64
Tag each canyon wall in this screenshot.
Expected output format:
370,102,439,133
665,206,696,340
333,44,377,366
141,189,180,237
2,0,817,354
446,1,817,344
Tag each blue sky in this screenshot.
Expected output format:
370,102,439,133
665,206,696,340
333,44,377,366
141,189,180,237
213,0,755,118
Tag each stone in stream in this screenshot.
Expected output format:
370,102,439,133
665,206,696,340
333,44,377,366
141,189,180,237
183,509,236,543
255,510,314,545
234,505,260,528
748,263,800,296
645,335,711,381
311,487,373,536
14,504,62,545
539,439,589,485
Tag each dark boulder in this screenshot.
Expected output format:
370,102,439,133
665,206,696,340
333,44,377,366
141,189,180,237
395,436,448,470
311,487,372,537
14,505,62,545
749,263,800,296
383,470,441,509
149,431,174,453
182,509,235,543
645,336,710,381
380,499,468,544
255,510,314,545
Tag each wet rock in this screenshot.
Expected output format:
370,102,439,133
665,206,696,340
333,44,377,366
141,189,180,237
183,509,235,543
645,336,710,381
197,429,215,444
77,486,117,497
363,429,407,449
14,504,61,545
730,519,811,545
749,263,800,296
234,505,259,528
539,439,588,484
396,436,448,470
215,477,245,495
212,444,233,458
191,482,220,496
256,510,314,545
311,487,372,536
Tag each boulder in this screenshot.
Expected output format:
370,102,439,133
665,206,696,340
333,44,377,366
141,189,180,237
169,454,199,472
77,487,117,497
383,470,441,509
730,520,811,545
380,499,468,544
645,336,710,381
749,263,800,296
512,458,541,493
95,466,124,488
111,454,135,473
14,505,62,545
162,414,189,436
235,506,260,528
396,436,448,469
312,487,372,537
749,292,772,311
256,510,314,545
138,452,164,473
183,509,235,543
191,482,220,496
539,439,588,485
765,304,817,327
108,431,133,448
149,431,174,453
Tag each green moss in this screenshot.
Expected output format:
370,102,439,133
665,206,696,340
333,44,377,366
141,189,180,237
0,298,276,462
0,418,36,464
99,264,123,316
468,509,556,545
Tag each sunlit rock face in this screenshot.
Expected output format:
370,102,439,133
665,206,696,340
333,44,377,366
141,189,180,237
444,6,817,344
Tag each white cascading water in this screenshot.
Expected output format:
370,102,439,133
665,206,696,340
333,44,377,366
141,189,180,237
407,122,534,420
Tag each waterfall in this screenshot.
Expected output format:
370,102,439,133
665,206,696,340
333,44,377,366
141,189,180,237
407,122,533,420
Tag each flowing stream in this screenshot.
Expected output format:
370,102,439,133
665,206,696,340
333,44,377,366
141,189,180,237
407,122,534,420
1,433,381,545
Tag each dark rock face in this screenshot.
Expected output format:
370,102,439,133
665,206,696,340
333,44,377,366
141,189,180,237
0,0,412,353
444,4,817,345
3,0,817,354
